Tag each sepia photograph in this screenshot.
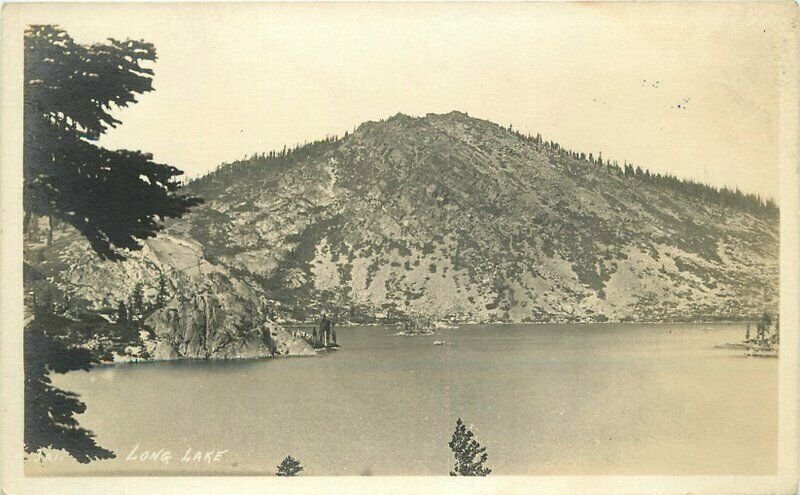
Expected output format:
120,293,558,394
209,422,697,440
1,2,798,494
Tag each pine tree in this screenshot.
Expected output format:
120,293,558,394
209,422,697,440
624,164,635,177
756,310,773,341
449,418,491,476
24,320,114,463
117,301,128,323
156,270,169,308
276,455,304,476
23,25,202,261
130,282,145,320
23,25,202,464
32,283,60,317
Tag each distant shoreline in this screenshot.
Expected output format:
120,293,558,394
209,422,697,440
90,320,752,369
313,320,755,329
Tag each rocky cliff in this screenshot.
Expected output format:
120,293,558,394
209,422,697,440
25,230,314,361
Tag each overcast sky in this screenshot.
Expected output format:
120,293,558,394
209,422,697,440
16,2,794,199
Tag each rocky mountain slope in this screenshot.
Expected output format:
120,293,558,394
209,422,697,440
177,111,779,324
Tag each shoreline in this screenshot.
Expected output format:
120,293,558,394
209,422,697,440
330,319,753,328
91,349,321,369
91,320,752,369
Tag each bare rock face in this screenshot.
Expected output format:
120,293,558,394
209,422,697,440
148,296,314,360
30,231,314,360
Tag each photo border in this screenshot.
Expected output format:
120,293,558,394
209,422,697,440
2,2,797,493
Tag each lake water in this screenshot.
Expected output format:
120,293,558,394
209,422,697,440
28,323,777,476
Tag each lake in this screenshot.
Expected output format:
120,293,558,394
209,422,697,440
28,323,777,476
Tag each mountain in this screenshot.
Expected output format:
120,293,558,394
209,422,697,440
177,111,778,324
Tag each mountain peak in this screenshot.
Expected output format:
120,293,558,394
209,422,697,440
426,110,471,119
359,110,477,129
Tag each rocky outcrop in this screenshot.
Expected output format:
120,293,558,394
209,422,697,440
28,231,314,361
148,296,314,359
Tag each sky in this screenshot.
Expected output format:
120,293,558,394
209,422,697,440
13,2,796,199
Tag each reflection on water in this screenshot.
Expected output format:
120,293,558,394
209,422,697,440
29,323,777,476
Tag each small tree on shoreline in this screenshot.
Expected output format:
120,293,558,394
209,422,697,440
756,310,773,341
276,455,304,476
449,418,491,476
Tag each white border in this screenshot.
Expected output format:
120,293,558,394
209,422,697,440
1,3,797,494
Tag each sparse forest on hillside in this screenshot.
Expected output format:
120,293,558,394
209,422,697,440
189,115,777,220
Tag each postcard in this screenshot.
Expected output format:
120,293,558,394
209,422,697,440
1,2,797,494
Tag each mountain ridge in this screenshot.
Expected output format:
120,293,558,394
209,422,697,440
177,110,778,324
